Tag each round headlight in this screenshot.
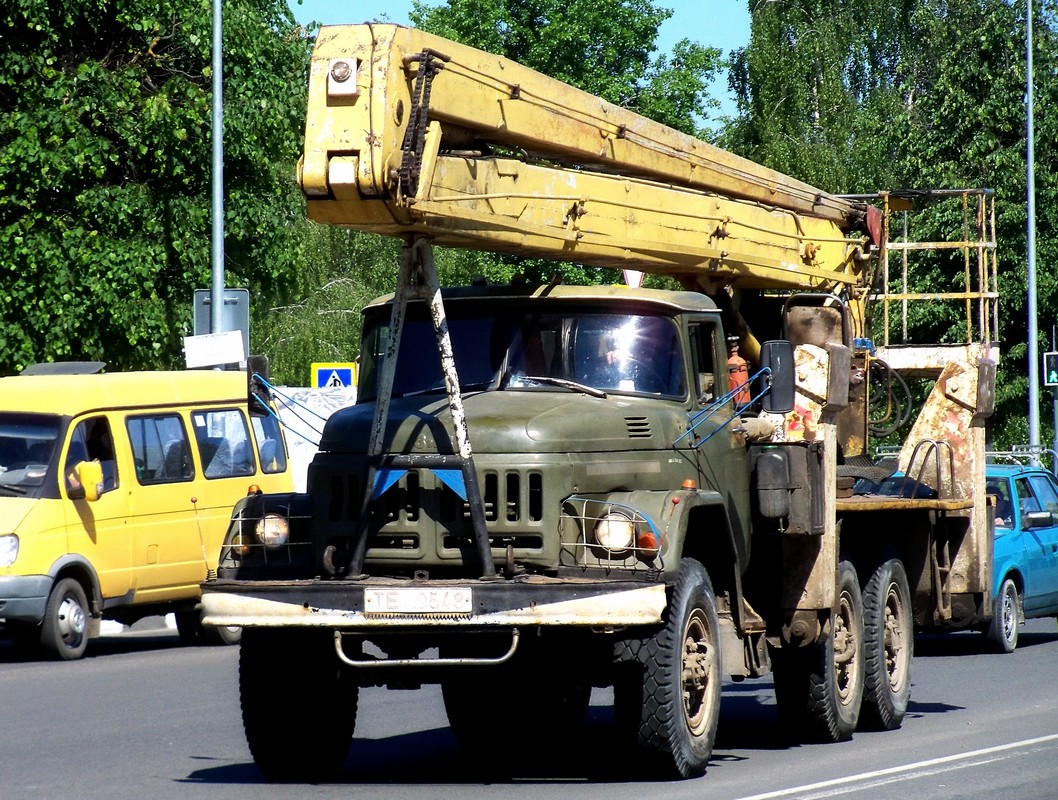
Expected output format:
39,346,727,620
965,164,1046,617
594,512,635,554
255,513,289,550
0,534,18,567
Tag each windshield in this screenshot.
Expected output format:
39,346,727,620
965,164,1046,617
359,306,686,400
0,413,61,491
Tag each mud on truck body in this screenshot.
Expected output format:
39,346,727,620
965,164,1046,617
202,24,999,781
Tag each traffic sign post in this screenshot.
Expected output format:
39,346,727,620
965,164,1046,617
312,361,358,389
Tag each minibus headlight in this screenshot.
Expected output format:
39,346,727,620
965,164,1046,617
255,513,289,550
0,535,18,567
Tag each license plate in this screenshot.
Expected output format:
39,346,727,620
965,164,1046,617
364,587,473,614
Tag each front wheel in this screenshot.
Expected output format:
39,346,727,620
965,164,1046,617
41,578,90,660
986,577,1020,654
613,559,722,779
240,629,357,782
773,560,865,742
860,558,912,730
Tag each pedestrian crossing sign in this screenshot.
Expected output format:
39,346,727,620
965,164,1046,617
311,361,358,389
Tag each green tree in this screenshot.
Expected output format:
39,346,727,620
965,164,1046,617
722,0,915,192
0,0,311,376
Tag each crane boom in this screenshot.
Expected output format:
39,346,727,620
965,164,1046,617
299,24,875,292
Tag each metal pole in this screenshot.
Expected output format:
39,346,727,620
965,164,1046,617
210,0,225,335
1027,0,1040,449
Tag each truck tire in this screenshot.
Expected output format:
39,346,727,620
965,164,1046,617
986,577,1020,653
41,577,89,661
613,558,721,779
773,560,865,742
441,648,591,752
240,629,356,781
859,558,912,730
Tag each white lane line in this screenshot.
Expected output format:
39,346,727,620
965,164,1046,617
732,733,1058,800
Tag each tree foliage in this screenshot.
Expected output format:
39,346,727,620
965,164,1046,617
0,0,311,376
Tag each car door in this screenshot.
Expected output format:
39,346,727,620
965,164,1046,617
1023,472,1058,612
125,412,205,600
63,415,134,601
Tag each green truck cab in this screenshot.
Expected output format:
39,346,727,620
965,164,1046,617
203,282,805,780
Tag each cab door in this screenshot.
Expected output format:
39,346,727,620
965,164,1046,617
63,415,133,601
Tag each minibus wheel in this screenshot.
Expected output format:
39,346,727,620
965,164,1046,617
41,578,89,660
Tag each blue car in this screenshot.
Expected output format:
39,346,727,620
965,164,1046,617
985,462,1058,652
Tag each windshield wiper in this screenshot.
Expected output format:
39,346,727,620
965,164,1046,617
0,483,28,496
402,379,496,398
513,375,608,398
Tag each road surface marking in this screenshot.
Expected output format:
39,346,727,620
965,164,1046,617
734,733,1058,800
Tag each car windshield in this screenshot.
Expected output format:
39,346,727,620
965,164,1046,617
0,413,61,491
358,305,686,401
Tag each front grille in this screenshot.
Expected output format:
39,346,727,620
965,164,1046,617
321,467,546,556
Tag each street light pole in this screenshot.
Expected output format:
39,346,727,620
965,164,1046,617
210,0,225,336
1027,0,1040,449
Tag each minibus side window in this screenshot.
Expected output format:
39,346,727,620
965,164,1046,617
127,415,194,484
66,417,118,497
191,409,255,479
251,415,288,474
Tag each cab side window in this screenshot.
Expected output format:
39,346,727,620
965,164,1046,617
688,321,719,403
127,414,194,484
251,415,288,474
66,416,118,497
192,409,255,479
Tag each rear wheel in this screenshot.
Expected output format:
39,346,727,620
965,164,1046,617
774,560,865,742
613,559,721,779
240,629,357,782
986,577,1020,654
860,558,912,730
41,578,89,661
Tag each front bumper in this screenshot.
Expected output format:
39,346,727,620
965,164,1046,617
0,575,52,624
202,575,667,630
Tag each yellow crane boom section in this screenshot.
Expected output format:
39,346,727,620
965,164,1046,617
299,24,873,292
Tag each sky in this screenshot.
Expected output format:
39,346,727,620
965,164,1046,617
286,0,751,118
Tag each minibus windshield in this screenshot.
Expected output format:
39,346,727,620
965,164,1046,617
0,413,61,492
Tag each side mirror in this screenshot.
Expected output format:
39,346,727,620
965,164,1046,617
760,340,795,414
1023,510,1055,530
73,461,104,502
247,355,271,418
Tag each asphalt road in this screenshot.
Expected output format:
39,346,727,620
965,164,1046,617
3,618,1058,800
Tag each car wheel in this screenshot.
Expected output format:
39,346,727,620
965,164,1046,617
860,558,912,730
41,578,90,661
176,609,241,646
987,577,1020,654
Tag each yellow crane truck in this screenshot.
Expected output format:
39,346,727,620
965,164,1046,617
202,24,999,780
